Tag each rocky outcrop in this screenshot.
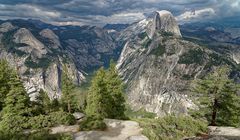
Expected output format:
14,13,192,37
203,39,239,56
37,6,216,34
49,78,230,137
74,119,148,140
40,29,61,49
0,22,85,100
117,10,231,116
0,22,15,33
14,28,47,58
148,10,182,38
0,47,84,100
0,20,120,100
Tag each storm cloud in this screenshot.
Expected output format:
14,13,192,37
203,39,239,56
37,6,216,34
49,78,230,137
0,0,239,26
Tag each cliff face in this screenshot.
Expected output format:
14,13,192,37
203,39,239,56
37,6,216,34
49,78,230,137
0,24,84,100
149,10,182,38
117,10,238,116
0,20,118,100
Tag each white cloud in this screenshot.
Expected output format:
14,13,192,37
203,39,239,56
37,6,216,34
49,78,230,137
176,8,216,23
0,0,240,26
0,4,61,20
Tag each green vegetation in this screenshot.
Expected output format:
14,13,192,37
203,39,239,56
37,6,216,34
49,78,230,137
192,66,240,127
1,29,27,56
142,36,152,48
125,107,156,119
181,74,194,80
24,56,52,69
79,115,107,131
138,32,148,39
0,130,72,140
149,44,166,56
0,60,75,139
204,53,237,70
61,65,76,113
179,48,205,65
85,61,126,119
136,116,207,140
82,61,126,130
161,31,174,37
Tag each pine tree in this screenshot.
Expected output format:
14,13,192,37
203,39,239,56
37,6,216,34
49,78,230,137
106,60,126,119
1,70,30,116
85,68,111,117
0,60,13,111
0,68,30,133
34,89,51,114
61,65,75,113
192,66,240,126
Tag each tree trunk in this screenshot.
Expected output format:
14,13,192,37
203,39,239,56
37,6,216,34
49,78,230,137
210,99,218,126
68,100,71,113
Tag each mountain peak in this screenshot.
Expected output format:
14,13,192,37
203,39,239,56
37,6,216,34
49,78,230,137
149,10,182,37
156,10,172,16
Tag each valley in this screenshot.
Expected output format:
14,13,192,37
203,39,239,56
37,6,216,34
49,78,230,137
0,4,239,140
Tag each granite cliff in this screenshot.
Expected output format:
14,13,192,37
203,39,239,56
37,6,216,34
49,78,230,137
117,10,239,116
0,20,119,100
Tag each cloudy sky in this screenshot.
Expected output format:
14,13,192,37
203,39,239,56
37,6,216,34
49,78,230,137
0,0,239,26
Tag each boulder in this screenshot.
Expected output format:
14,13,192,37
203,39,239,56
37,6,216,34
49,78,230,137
73,112,85,120
126,135,149,140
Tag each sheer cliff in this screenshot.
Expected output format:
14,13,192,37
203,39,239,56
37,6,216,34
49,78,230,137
117,10,239,116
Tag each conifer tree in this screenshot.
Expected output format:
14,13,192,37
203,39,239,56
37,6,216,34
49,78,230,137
192,66,240,126
1,70,30,116
35,89,51,114
85,68,111,117
106,60,126,119
61,65,75,113
0,67,30,133
0,60,13,110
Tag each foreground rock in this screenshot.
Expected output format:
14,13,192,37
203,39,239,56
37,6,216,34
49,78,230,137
208,126,240,139
184,126,240,140
74,119,148,140
73,112,85,120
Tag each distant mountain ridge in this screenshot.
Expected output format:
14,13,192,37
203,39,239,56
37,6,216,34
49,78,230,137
0,19,121,100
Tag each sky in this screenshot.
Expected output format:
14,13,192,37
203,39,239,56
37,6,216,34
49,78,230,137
0,0,239,26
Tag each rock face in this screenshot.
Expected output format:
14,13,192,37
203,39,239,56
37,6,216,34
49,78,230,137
0,20,118,100
74,119,148,140
14,28,47,58
149,10,182,38
117,10,237,116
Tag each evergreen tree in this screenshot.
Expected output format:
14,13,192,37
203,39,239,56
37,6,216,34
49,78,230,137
85,68,111,117
61,65,75,113
1,70,30,116
34,89,51,114
0,67,30,133
106,60,126,119
192,66,240,126
0,60,13,111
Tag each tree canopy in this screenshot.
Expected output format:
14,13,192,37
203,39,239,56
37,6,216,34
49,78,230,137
192,66,240,126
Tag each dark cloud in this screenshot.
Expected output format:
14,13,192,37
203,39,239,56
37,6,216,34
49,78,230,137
0,0,239,26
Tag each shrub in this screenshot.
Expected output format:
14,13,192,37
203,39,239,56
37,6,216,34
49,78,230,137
24,56,52,69
0,130,72,140
138,32,148,39
135,116,208,140
179,49,205,65
149,44,166,56
0,111,77,131
0,114,29,134
79,115,107,131
50,111,76,126
125,107,156,119
28,111,76,129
